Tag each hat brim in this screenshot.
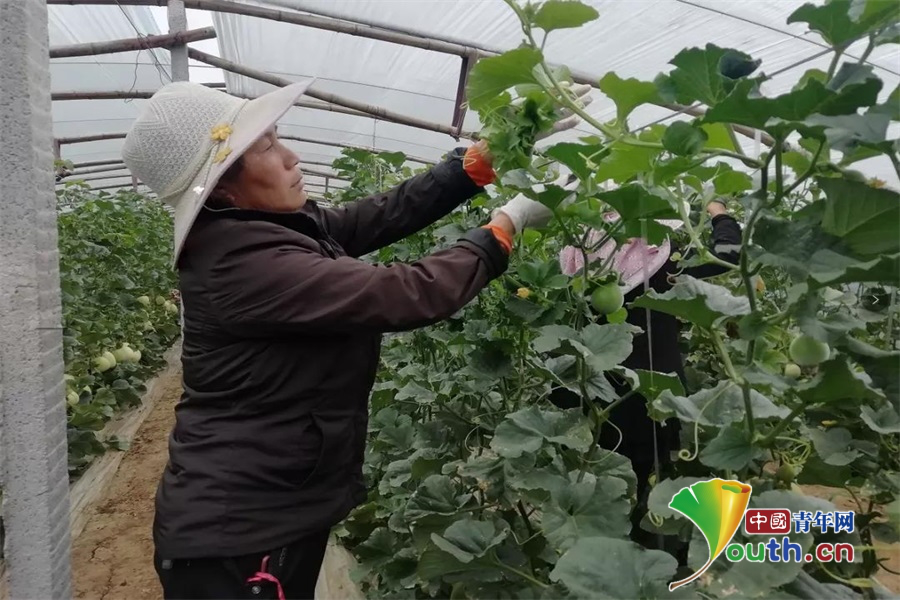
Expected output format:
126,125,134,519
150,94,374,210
171,79,314,263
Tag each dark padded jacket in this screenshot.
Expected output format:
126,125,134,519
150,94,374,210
154,149,508,558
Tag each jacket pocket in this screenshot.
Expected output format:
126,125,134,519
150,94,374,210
306,410,356,487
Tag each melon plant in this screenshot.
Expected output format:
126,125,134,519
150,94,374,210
335,1,899,598
56,184,181,475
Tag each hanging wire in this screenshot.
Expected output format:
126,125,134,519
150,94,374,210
113,0,173,88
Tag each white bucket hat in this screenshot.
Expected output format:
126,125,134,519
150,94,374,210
122,80,313,263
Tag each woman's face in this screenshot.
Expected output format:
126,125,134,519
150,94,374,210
216,127,307,212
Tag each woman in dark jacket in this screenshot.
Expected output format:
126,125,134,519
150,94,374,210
121,81,585,599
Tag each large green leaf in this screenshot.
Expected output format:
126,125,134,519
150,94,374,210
355,527,399,571
704,77,882,130
653,380,789,426
543,142,607,181
796,356,885,405
752,208,841,279
656,44,756,106
417,547,501,582
598,73,662,125
788,0,898,47
490,406,593,458
595,142,661,183
596,184,679,220
818,177,900,256
808,427,862,466
861,404,900,434
532,0,599,31
752,203,898,287
466,48,542,111
405,475,472,521
714,169,753,195
631,275,751,329
662,121,708,156
810,251,900,287
430,519,509,563
838,339,900,406
533,322,638,373
699,424,765,471
550,537,678,599
541,476,632,551
701,123,738,151
633,369,685,400
800,111,892,154
543,355,620,402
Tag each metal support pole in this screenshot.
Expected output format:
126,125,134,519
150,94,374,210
167,0,189,81
132,175,139,192
0,0,73,596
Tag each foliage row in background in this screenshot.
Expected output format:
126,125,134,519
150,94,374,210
57,184,180,475
336,1,900,598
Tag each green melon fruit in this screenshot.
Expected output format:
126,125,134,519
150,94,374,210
789,335,830,366
137,296,151,307
783,363,802,379
776,464,795,483
590,284,624,315
112,347,131,363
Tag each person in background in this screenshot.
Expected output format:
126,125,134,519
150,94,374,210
120,80,586,600
548,198,742,549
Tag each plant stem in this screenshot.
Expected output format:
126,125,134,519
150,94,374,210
774,139,784,206
760,403,805,446
578,389,637,480
890,153,900,182
725,125,746,156
740,381,756,439
710,330,741,383
494,558,550,589
857,35,876,66
517,500,535,536
784,141,825,195
825,48,845,81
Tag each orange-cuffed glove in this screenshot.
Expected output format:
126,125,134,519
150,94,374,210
463,141,495,187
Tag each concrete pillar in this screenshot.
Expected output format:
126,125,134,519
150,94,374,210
167,0,189,81
0,0,74,597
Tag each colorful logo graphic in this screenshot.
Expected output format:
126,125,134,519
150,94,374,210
667,480,856,590
667,479,753,591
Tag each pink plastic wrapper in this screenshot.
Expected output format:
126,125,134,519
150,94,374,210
558,223,673,294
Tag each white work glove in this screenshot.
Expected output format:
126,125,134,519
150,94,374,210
537,83,593,141
494,171,578,233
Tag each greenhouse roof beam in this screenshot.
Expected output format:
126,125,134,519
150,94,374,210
188,48,473,139
47,0,491,60
63,164,130,177
70,159,128,169
49,26,215,58
51,90,376,120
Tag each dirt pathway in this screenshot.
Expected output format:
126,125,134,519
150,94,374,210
71,371,181,599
